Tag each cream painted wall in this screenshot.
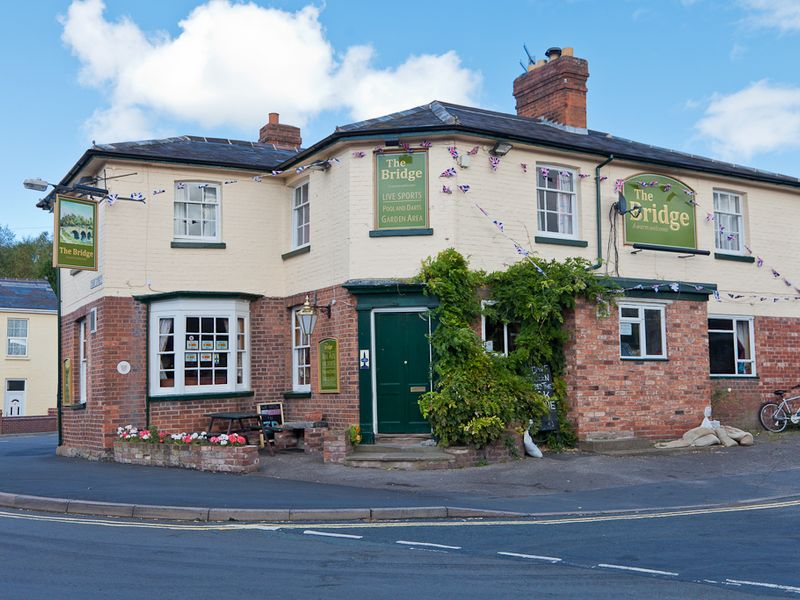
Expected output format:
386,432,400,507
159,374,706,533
0,310,57,416
60,136,800,321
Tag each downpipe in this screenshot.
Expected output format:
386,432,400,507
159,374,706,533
590,155,614,270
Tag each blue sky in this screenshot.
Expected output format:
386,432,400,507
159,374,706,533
3,0,800,237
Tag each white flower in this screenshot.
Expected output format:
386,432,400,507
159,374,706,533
220,440,228,445
190,433,198,440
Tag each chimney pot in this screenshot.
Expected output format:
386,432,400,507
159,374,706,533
513,46,588,129
268,112,279,125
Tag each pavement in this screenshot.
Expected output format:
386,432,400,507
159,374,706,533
1,430,800,521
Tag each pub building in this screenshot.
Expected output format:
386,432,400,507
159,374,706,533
41,47,800,459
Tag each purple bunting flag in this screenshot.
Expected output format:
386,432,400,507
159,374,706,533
756,256,764,267
152,189,166,195
176,182,186,189
467,146,479,155
614,179,624,193
352,151,366,158
440,167,457,178
105,194,118,205
713,290,721,301
539,167,550,177
448,146,459,158
492,219,504,232
489,156,500,171
441,185,452,194
419,140,432,148
457,184,471,193
520,163,528,173
251,176,262,183
669,282,680,292
771,268,781,278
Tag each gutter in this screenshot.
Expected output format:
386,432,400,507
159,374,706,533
591,155,614,270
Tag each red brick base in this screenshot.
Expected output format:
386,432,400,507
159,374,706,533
0,408,57,435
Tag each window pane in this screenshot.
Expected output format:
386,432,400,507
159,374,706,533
708,318,732,331
709,332,735,374
621,322,641,356
736,320,752,361
621,307,639,318
204,187,217,203
201,318,214,333
8,319,27,337
189,185,202,203
203,220,216,237
507,322,520,353
545,191,558,212
484,316,505,353
6,380,25,391
546,212,559,232
644,309,663,356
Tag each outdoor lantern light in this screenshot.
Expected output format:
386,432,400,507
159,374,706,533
22,178,108,197
490,141,513,156
23,178,50,192
296,295,319,337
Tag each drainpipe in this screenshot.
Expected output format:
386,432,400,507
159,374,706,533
56,267,62,446
591,155,615,270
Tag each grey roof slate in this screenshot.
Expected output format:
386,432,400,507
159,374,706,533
327,101,800,188
0,279,57,311
93,136,299,171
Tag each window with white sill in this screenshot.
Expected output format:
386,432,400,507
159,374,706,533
292,182,310,249
713,190,744,254
619,303,667,359
173,182,221,242
149,298,250,396
6,318,28,357
536,166,577,237
708,316,756,376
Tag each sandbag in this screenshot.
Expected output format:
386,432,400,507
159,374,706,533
714,427,738,448
682,427,716,444
692,433,721,447
738,432,754,446
655,439,691,449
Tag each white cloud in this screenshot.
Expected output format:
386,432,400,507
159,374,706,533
60,0,482,142
739,0,800,32
695,80,800,160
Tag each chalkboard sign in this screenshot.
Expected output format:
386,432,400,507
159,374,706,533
530,365,559,432
318,338,340,393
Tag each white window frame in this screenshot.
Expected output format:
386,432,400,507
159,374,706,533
78,318,87,404
619,302,667,360
89,308,97,333
713,189,745,255
148,298,250,397
536,165,578,239
173,181,222,242
291,307,311,392
480,300,517,356
708,315,756,377
6,318,28,358
292,181,310,249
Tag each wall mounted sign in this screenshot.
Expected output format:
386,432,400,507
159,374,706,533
54,195,98,270
318,337,340,393
359,349,370,370
116,361,131,375
62,358,72,406
375,151,428,230
623,174,697,249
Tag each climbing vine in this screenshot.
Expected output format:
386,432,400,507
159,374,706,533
417,249,616,449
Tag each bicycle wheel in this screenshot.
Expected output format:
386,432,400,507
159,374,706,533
759,402,788,433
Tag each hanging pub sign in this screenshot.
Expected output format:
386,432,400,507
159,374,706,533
318,338,340,393
623,174,697,249
53,195,98,270
375,151,428,230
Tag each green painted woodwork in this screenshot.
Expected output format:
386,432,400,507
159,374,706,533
623,174,697,249
375,151,428,230
534,236,589,247
714,252,755,263
374,312,431,434
369,228,434,237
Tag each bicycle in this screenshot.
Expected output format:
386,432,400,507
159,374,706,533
759,384,800,433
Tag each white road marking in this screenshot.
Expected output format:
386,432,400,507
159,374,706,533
303,530,363,539
497,551,561,563
726,579,800,594
597,564,678,577
396,540,461,550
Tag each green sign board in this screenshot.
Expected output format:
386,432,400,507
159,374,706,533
318,338,340,393
375,151,428,229
623,174,697,249
54,195,98,270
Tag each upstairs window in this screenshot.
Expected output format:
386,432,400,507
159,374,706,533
713,190,744,254
708,317,755,376
480,301,519,356
6,318,28,357
174,182,220,241
537,166,577,237
619,304,666,359
293,182,310,248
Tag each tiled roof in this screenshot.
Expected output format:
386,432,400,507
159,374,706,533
326,101,800,188
0,279,57,311
93,136,299,171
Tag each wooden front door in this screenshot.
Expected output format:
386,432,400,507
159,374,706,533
374,311,431,434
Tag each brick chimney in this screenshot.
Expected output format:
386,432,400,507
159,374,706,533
258,112,301,149
513,47,589,129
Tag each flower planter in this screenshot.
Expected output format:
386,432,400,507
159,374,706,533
113,441,259,473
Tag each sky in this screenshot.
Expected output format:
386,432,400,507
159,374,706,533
3,0,800,237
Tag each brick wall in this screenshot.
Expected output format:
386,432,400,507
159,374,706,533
564,298,711,440
512,55,589,128
0,408,57,434
60,284,360,457
710,316,800,429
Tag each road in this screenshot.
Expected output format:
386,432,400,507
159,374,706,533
2,500,798,599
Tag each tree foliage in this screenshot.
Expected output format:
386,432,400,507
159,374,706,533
0,225,57,291
416,249,616,449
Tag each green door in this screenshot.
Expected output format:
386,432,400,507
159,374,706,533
375,311,431,434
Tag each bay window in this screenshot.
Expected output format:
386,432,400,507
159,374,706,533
149,298,249,396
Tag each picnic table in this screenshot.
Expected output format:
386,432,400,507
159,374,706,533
204,411,260,437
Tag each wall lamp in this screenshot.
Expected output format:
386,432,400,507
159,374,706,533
23,178,108,197
490,141,513,156
296,293,333,337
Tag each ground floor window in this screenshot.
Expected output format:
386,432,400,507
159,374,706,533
291,307,311,392
480,301,519,356
149,298,250,396
619,303,667,359
708,316,755,376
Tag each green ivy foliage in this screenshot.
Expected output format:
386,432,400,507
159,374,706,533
417,249,616,449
